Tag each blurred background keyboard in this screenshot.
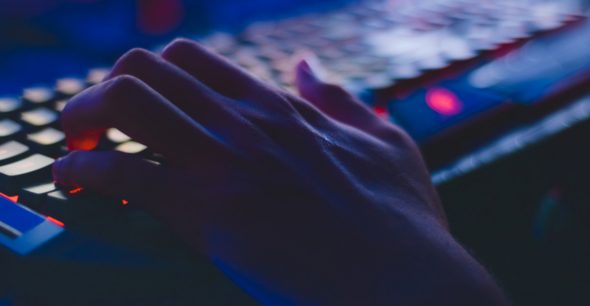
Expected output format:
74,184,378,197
2,0,590,305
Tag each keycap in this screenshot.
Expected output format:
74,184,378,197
106,128,131,144
55,78,86,97
19,182,57,208
0,97,23,116
30,190,82,224
0,154,54,194
22,87,54,106
27,128,65,146
0,119,22,141
27,128,65,155
0,141,29,165
20,107,58,128
115,141,147,154
54,99,68,112
86,68,110,85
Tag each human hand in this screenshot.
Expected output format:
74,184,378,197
53,39,506,305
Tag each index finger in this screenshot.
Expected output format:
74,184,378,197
61,75,229,164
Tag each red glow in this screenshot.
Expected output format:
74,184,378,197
426,88,463,116
138,0,184,35
68,137,99,151
68,187,84,195
374,106,388,119
0,192,19,203
47,216,65,227
121,199,129,206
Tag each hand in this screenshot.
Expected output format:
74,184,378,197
53,39,507,305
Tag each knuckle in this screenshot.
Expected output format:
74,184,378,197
162,38,196,58
114,48,155,71
106,74,143,97
102,75,144,111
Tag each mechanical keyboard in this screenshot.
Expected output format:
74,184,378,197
2,0,590,304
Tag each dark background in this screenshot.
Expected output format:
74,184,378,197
0,0,351,94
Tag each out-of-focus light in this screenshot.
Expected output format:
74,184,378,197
138,0,185,35
426,88,463,116
374,106,388,118
121,199,129,206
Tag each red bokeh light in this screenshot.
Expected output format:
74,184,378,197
426,88,463,116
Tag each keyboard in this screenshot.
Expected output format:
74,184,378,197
1,0,590,304
193,0,589,169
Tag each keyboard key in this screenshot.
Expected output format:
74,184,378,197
0,119,22,141
27,128,65,155
54,99,68,112
35,190,78,223
20,107,58,128
19,182,57,208
0,97,23,115
86,68,110,85
27,128,65,145
106,128,131,144
22,87,54,106
0,154,54,194
116,141,147,154
0,141,29,165
55,78,85,97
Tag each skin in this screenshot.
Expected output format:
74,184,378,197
52,39,508,306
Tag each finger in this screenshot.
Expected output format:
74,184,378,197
52,151,189,221
295,59,384,134
160,38,276,101
53,150,166,202
105,48,239,130
62,75,227,163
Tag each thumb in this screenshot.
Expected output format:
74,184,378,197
295,59,380,131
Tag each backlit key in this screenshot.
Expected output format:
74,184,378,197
0,154,54,194
55,78,85,97
27,128,65,147
21,107,58,128
22,87,54,106
0,119,22,141
54,100,68,112
0,141,29,165
86,68,110,85
0,97,23,115
116,141,147,154
106,128,131,144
